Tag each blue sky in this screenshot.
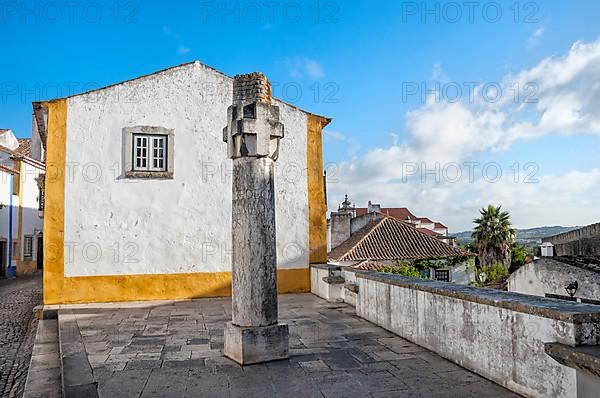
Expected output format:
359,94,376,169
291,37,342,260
2,0,600,230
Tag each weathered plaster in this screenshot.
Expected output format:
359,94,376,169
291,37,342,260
63,62,311,277
508,259,600,302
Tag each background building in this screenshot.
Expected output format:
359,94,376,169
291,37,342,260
328,198,474,284
0,129,44,277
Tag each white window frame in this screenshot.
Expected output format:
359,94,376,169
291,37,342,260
24,235,33,258
123,126,174,179
132,134,167,172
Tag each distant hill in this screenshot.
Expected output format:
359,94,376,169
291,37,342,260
453,226,580,246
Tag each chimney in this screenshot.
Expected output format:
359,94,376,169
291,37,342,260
367,200,381,214
330,211,352,250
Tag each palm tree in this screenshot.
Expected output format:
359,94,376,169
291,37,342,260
471,205,515,267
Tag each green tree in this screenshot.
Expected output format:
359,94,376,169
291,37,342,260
472,205,515,268
510,243,529,272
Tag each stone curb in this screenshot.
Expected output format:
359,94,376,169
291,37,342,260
23,318,62,398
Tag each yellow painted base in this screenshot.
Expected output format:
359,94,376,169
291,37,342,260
43,267,310,305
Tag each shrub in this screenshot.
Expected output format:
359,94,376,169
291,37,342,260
474,262,509,286
379,262,421,278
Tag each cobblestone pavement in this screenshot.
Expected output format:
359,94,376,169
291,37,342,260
59,293,520,397
0,274,43,398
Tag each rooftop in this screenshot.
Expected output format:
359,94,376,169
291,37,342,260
355,207,416,221
548,256,600,275
15,138,31,157
329,215,471,262
55,294,516,397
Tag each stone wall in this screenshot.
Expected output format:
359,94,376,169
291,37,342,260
543,224,600,256
311,265,600,398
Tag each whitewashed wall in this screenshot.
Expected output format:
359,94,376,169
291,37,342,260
0,170,18,268
508,259,600,301
19,163,43,262
63,62,310,276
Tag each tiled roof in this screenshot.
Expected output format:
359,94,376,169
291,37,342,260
434,222,447,229
417,228,441,237
416,217,434,224
15,139,31,157
328,216,471,262
355,207,417,221
551,256,600,275
353,261,390,271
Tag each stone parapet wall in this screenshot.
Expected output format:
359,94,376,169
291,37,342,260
311,265,600,398
543,223,600,256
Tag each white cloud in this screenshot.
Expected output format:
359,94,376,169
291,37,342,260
286,57,324,80
526,28,545,48
177,46,191,55
327,39,600,231
162,26,190,56
324,130,360,157
430,63,449,82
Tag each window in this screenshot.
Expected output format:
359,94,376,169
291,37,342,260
133,134,167,171
124,126,174,179
24,236,33,257
435,269,450,282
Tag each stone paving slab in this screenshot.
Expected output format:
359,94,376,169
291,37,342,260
56,293,520,397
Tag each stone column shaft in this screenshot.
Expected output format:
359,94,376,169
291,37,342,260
231,157,278,327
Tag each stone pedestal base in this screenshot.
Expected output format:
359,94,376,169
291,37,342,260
224,322,289,365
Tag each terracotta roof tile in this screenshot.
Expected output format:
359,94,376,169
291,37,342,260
15,139,31,157
417,228,440,237
434,222,447,229
355,207,417,221
416,217,434,224
353,261,389,271
328,216,470,262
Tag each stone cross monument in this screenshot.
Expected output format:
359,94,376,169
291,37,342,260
222,72,289,365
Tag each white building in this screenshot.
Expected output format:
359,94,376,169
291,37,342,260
508,257,600,303
0,129,45,277
541,242,554,257
35,61,330,304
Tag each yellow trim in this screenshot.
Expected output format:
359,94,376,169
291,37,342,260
15,160,24,260
307,114,329,264
42,99,312,304
44,99,68,304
